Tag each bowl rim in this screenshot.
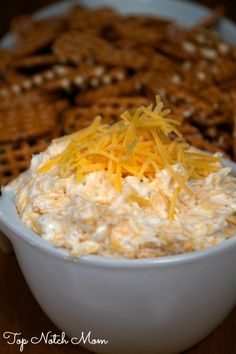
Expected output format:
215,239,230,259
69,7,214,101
1,157,236,268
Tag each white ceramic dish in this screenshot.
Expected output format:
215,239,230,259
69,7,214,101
0,158,236,354
1,1,236,353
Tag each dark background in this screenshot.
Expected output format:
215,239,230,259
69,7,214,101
0,0,236,38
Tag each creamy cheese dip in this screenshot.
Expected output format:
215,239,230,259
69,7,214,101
5,139,236,259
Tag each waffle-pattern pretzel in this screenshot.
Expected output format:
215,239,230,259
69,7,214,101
185,135,227,155
53,31,147,69
0,128,62,186
180,123,226,150
0,72,28,100
53,31,109,64
68,6,119,32
75,74,149,105
105,16,171,48
11,54,59,70
0,2,236,189
12,16,67,56
160,22,234,68
0,103,56,143
0,90,53,109
43,65,126,93
63,96,150,134
0,91,61,143
0,66,75,97
95,45,148,69
0,49,13,75
143,73,216,119
180,58,236,93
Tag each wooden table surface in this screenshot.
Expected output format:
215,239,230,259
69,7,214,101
0,0,236,353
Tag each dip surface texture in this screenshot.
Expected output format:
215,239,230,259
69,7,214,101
7,140,236,258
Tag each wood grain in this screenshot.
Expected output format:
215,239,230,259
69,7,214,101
0,251,235,353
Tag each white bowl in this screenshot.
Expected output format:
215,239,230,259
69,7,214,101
1,157,236,354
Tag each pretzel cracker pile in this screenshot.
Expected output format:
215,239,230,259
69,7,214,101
0,4,236,185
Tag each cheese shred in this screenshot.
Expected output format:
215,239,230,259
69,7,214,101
38,96,221,220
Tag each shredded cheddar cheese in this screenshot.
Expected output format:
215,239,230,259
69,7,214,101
38,96,221,219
